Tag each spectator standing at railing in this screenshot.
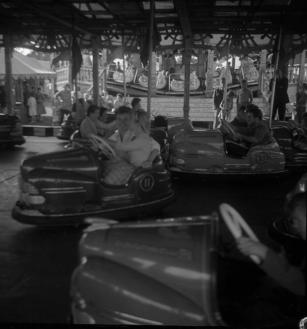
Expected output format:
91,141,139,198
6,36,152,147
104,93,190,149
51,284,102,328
36,87,46,123
56,83,72,124
27,91,37,123
131,97,142,113
114,93,124,111
270,69,289,121
237,79,253,110
213,77,225,128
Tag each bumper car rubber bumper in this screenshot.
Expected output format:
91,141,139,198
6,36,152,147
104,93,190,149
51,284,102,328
12,192,175,226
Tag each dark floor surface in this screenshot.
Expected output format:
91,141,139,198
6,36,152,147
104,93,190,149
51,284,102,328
0,137,304,323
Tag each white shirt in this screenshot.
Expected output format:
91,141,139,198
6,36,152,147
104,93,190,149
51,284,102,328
27,96,37,116
109,129,160,167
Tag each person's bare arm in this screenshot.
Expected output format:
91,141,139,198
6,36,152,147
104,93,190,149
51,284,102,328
237,237,305,296
142,149,160,168
249,90,253,103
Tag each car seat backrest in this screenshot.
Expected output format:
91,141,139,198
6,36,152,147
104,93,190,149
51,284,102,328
152,155,163,166
151,129,168,146
272,126,292,140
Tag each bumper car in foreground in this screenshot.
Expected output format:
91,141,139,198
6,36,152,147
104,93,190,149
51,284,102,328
12,135,174,226
169,121,286,177
71,203,301,326
0,113,25,148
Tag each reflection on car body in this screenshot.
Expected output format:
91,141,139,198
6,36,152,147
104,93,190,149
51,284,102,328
12,136,174,226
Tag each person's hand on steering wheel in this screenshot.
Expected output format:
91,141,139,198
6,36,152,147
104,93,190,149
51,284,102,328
89,134,117,159
236,237,268,263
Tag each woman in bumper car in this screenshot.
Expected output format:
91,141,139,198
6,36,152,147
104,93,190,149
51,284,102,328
101,106,160,185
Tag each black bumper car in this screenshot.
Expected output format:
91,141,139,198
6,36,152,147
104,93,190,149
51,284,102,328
71,204,303,327
12,136,174,226
272,121,307,171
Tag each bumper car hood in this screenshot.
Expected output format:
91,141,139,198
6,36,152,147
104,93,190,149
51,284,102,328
21,147,98,177
72,215,223,325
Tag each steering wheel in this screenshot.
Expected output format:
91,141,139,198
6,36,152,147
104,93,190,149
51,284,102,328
219,203,261,264
220,120,237,140
89,134,116,159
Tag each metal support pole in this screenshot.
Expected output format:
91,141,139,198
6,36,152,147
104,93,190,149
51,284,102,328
269,26,283,127
74,75,78,105
147,0,154,114
223,43,230,114
4,34,13,114
92,45,99,105
298,50,305,85
183,41,192,127
122,33,127,100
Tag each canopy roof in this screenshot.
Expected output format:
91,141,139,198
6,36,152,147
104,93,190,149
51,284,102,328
0,0,307,55
0,50,55,79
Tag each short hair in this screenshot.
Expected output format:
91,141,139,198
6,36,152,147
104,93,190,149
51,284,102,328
87,105,99,116
116,93,123,98
115,105,132,116
246,104,263,120
154,115,168,128
131,97,141,108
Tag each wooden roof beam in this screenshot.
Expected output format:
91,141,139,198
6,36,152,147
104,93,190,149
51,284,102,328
22,3,92,35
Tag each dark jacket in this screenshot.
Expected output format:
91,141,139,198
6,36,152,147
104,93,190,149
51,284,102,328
213,88,224,109
261,248,305,296
270,77,289,104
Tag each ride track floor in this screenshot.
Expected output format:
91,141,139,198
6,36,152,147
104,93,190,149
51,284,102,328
0,136,303,323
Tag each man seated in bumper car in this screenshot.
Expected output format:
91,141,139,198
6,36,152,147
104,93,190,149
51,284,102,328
230,105,248,132
80,105,117,139
223,104,275,157
95,106,161,186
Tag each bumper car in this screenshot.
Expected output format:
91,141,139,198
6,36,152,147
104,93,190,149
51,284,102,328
169,120,286,177
12,135,174,226
271,120,307,171
56,113,76,140
0,113,25,148
70,204,299,327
